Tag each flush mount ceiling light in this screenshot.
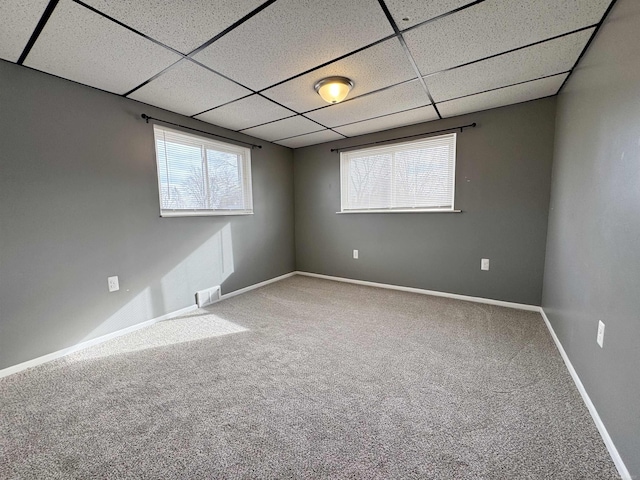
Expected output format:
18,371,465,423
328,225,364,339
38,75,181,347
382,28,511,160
314,76,354,104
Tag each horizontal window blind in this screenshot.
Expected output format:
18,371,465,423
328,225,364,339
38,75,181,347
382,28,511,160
153,125,253,216
340,133,456,212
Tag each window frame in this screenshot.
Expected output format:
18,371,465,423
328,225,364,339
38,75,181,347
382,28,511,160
153,125,253,218
339,133,458,214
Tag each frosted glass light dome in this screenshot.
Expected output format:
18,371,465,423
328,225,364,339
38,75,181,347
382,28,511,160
314,77,354,104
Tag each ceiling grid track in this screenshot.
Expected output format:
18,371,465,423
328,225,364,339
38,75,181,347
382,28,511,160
253,92,349,138
376,0,442,119
106,0,490,130
557,0,619,94
287,26,597,119
254,0,487,96
5,0,614,147
244,25,597,131
16,0,60,65
302,79,417,115
399,0,486,35
440,71,571,104
272,129,338,144
254,34,397,94
122,0,280,97
309,104,430,131
79,0,348,137
190,93,256,118
11,0,344,140
72,0,184,56
421,24,597,80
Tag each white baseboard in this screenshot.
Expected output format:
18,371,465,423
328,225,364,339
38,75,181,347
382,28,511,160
539,308,631,480
0,270,630,479
297,272,630,478
295,271,540,311
217,271,297,301
0,272,298,379
0,303,198,379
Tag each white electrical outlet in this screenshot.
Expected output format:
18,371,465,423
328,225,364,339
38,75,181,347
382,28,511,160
597,320,605,348
107,276,119,292
481,258,490,271
353,249,359,259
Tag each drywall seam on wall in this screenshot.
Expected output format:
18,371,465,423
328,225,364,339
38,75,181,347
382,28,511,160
539,308,631,480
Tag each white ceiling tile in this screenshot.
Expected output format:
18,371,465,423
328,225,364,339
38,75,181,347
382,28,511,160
241,116,322,142
195,95,294,131
262,38,417,113
334,106,439,137
426,28,593,102
306,80,429,128
129,60,251,116
81,0,266,54
275,130,344,149
438,73,569,118
24,0,181,95
0,0,49,62
405,0,610,75
193,0,394,91
385,0,473,29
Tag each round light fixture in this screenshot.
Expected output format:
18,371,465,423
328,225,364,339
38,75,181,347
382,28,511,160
314,76,354,104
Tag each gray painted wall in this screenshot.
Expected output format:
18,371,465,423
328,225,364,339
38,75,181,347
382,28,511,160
0,60,295,370
542,0,640,475
294,98,556,306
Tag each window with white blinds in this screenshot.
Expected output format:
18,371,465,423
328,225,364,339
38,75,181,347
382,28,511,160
153,125,253,217
340,133,457,213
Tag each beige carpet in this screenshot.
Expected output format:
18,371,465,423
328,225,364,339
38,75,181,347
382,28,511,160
0,275,619,479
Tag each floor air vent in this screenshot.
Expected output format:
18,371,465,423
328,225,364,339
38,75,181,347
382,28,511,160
196,286,221,307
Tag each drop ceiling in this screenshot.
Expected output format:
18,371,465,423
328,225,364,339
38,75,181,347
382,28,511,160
1,0,613,148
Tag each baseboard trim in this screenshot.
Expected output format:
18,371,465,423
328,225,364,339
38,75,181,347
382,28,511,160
0,303,198,379
295,271,540,311
217,272,297,302
296,271,629,477
0,272,298,379
0,271,630,479
539,308,631,480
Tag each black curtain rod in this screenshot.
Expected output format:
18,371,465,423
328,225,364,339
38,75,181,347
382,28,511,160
331,122,476,153
141,114,262,149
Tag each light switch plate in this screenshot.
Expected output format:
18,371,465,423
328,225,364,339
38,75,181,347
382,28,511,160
597,320,605,348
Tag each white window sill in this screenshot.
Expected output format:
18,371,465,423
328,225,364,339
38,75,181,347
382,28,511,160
160,210,254,217
337,209,461,214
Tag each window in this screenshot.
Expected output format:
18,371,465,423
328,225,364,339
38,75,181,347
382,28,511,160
340,133,457,213
153,125,253,217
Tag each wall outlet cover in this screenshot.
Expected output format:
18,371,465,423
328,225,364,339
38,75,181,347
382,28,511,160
481,258,490,271
107,276,119,292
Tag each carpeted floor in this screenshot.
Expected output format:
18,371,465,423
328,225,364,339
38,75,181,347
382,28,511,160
0,276,619,479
